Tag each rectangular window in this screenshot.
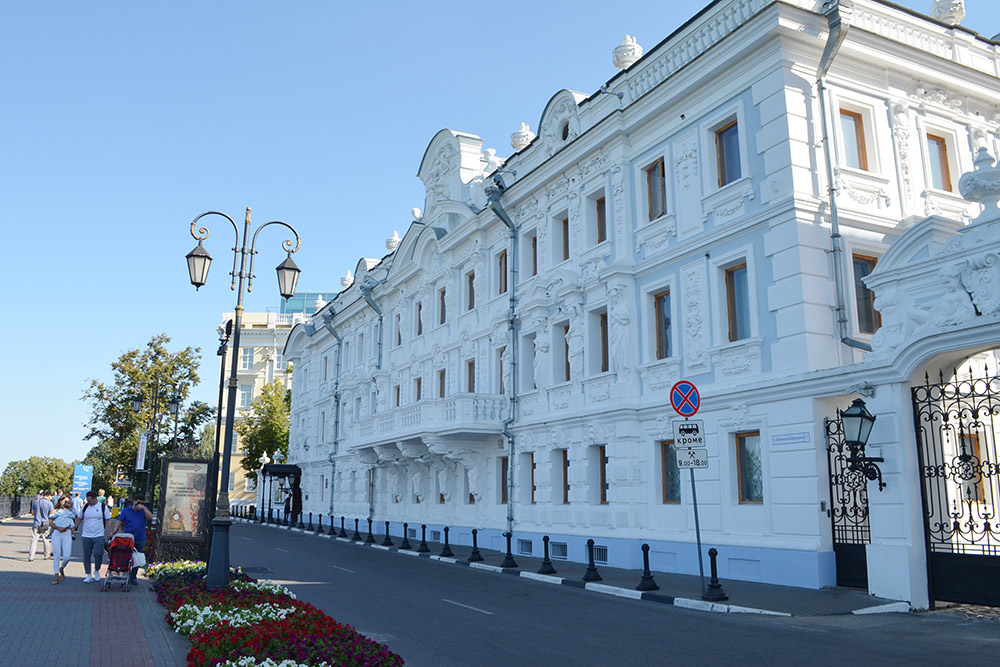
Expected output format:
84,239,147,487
530,234,538,276
529,452,535,504
320,411,326,441
498,346,506,395
561,217,570,261
737,431,763,503
498,250,508,295
596,197,607,243
439,288,447,324
716,120,741,187
646,158,666,221
852,254,882,335
467,271,476,310
562,325,571,381
467,359,476,392
599,312,609,373
414,377,422,402
239,384,253,408
840,109,868,171
561,450,570,504
393,385,400,408
500,456,508,505
654,290,672,359
725,263,750,342
598,444,608,505
240,347,252,371
416,302,423,336
438,369,446,398
926,134,952,192
660,441,680,503
275,351,283,370
358,333,365,364
394,314,401,346
323,356,328,381
228,473,236,493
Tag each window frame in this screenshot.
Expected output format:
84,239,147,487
466,271,476,311
530,233,538,276
736,431,763,504
925,132,953,192
415,301,423,336
240,347,252,371
500,456,509,505
715,120,741,187
598,444,608,505
725,262,750,343
599,312,609,373
414,377,422,402
596,196,607,244
561,449,570,504
839,108,869,171
561,216,570,261
852,253,882,335
438,369,446,398
654,289,672,360
497,249,508,295
438,287,447,325
645,157,666,221
660,441,681,504
466,359,476,393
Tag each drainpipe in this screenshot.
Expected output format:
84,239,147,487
360,277,387,369
817,0,871,352
487,175,519,535
322,309,343,517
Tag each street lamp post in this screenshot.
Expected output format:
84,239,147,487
185,207,301,589
258,452,270,523
133,377,177,504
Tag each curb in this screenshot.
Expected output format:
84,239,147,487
231,518,909,617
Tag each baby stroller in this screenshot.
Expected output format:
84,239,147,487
101,532,135,592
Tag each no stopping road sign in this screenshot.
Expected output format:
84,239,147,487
670,380,700,417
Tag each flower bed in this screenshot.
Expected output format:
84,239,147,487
151,560,402,666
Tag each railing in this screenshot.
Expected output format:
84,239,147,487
0,496,26,520
268,312,308,327
352,394,506,445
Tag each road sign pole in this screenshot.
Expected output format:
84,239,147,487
690,466,706,596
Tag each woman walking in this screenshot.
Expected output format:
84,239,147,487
74,490,111,583
49,495,75,584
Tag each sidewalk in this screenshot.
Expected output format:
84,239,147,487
240,517,909,617
0,515,189,667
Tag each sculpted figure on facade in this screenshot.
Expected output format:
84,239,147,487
607,284,633,381
532,332,549,388
915,266,978,327
565,303,585,378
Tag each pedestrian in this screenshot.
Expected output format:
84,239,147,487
96,489,107,506
29,491,53,561
74,490,111,584
48,495,75,584
71,491,84,516
114,494,152,586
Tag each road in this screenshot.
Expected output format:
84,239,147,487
231,522,999,666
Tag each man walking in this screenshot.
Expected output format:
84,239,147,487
29,491,53,561
74,491,111,583
71,491,85,516
114,494,152,586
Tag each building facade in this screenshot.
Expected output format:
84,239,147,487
283,0,1000,608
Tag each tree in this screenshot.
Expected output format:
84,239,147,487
236,380,290,482
81,333,203,491
0,457,74,496
164,400,215,459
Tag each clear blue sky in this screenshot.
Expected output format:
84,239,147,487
2,1,997,473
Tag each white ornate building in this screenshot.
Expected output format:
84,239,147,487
284,0,1000,608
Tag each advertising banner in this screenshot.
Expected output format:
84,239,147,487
136,433,148,471
72,464,94,494
160,460,209,539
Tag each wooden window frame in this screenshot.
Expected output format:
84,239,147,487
561,217,570,261
394,313,401,347
500,456,509,505
654,289,671,359
736,431,763,504
660,441,680,504
839,109,869,171
530,234,538,276
529,452,536,504
439,287,446,324
414,377,422,402
498,250,508,295
596,196,607,243
416,302,423,336
466,359,475,393
725,263,749,343
323,356,328,381
926,133,953,192
438,369,446,398
393,385,400,408
599,312,609,373
598,444,608,505
852,254,882,334
467,271,476,310
645,158,666,221
561,449,570,504
716,120,740,187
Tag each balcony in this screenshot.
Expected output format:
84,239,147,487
351,393,506,447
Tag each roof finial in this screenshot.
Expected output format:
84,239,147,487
929,0,965,26
613,35,643,70
511,122,536,151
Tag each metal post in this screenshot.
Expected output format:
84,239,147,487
339,516,347,538
538,535,556,574
440,526,454,557
583,538,602,582
307,512,314,531
352,518,361,541
417,524,430,553
690,467,706,596
400,522,412,550
365,517,376,543
501,531,518,568
702,547,729,602
468,528,483,562
636,543,660,591
382,520,393,547
327,514,336,535
315,514,323,534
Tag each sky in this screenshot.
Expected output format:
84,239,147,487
1,1,998,475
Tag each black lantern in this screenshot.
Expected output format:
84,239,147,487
186,241,212,290
132,396,143,413
275,252,301,301
840,397,885,491
168,394,181,417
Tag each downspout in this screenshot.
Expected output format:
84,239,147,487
322,309,343,517
817,0,871,352
360,277,386,369
487,176,518,536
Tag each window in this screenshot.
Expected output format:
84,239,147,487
599,312,609,373
500,456,508,504
598,445,608,505
467,359,476,392
323,356,328,381
725,263,750,342
393,385,400,407
439,288,447,324
240,347,252,370
367,469,374,503
716,120,741,187
498,346,506,395
275,351,284,370
852,255,881,335
438,369,446,398
596,197,607,243
414,377,422,402
522,452,536,504
239,384,253,408
228,473,236,492
561,450,570,504
660,441,680,503
320,474,325,502
498,250,508,295
562,325,571,382
926,134,952,192
840,109,868,171
358,333,365,364
736,431,763,503
530,233,538,276
646,157,666,221
467,271,476,310
320,411,326,442
561,217,570,261
394,314,401,347
244,476,256,493
654,290,672,359
416,302,423,336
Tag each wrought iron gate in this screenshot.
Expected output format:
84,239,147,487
913,366,1000,606
826,415,870,589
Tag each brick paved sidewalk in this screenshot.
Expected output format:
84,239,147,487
0,516,189,667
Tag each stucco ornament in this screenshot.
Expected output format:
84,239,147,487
565,303,585,378
607,284,633,382
341,270,354,288
929,0,965,26
385,231,400,252
532,333,550,388
959,148,1000,223
916,266,978,326
511,122,536,151
613,35,643,70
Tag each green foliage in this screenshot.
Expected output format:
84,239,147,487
81,333,203,490
236,380,290,482
0,456,74,496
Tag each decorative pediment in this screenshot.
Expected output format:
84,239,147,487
417,129,485,212
538,89,587,157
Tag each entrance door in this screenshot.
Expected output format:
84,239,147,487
826,416,870,589
913,367,1000,606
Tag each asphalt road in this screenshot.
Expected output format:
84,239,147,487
231,523,999,666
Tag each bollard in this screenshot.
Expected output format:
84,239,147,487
327,514,337,535
501,532,518,568
583,539,602,582
702,548,729,602
307,512,315,532
538,535,557,575
268,508,273,524
315,514,324,534
636,543,660,591
440,526,454,557
417,524,430,553
365,517,376,543
259,506,266,523
382,520,394,547
297,512,305,530
468,528,483,562
352,517,362,541
400,523,412,550
340,516,348,538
